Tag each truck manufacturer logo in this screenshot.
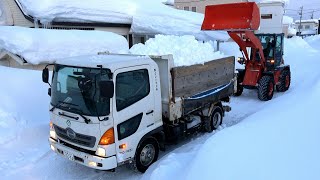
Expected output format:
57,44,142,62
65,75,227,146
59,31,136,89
66,120,71,127
66,128,76,139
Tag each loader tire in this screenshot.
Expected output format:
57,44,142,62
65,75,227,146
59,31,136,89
276,70,291,92
258,76,274,101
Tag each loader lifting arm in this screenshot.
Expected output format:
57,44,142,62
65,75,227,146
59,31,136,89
201,2,267,78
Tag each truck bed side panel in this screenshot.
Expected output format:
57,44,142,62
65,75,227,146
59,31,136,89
172,56,235,98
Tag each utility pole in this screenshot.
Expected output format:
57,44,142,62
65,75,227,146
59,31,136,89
311,10,314,19
298,6,303,35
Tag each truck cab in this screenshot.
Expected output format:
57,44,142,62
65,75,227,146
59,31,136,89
47,54,163,171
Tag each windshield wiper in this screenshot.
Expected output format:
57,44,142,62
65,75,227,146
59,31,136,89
68,107,91,124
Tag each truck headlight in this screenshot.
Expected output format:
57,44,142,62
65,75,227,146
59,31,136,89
96,147,106,157
50,121,57,140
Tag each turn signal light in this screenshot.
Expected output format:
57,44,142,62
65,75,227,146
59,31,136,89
99,128,115,145
270,59,275,64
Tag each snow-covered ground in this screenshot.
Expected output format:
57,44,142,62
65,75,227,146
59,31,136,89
0,35,319,179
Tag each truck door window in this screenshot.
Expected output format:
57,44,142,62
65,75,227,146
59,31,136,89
116,69,150,111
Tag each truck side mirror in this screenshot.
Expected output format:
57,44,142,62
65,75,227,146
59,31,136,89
42,68,49,83
99,81,114,99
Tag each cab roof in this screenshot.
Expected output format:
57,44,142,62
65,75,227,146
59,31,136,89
55,54,153,71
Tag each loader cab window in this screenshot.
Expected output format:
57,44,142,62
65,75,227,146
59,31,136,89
116,69,150,111
260,36,275,58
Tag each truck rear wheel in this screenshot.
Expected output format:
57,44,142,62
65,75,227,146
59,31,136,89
135,138,159,173
211,107,223,130
258,75,274,101
276,70,291,92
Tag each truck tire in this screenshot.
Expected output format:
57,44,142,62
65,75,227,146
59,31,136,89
211,107,223,130
234,72,244,96
276,70,291,92
234,84,243,96
258,76,274,101
135,138,159,173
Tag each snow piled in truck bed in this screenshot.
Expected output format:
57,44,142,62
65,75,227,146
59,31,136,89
130,35,225,66
16,0,229,41
142,36,320,180
0,26,129,64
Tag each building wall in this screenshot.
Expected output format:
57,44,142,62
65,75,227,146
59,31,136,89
4,0,34,27
0,0,13,25
255,2,284,34
175,0,248,13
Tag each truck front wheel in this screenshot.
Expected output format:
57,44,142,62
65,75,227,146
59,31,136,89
135,138,159,173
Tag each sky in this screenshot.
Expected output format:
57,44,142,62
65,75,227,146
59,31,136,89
285,0,320,20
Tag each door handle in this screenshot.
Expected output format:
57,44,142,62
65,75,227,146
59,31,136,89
146,110,154,115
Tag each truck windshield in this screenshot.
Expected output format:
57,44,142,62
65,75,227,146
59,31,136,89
51,65,111,116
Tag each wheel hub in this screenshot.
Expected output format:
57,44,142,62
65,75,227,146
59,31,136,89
268,82,274,96
212,111,222,129
285,75,290,88
140,144,155,166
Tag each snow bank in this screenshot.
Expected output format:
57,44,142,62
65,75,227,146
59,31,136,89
0,66,49,145
17,0,229,41
304,35,320,50
0,26,129,64
143,37,320,180
130,35,225,67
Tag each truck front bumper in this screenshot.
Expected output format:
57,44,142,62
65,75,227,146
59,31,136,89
49,138,117,170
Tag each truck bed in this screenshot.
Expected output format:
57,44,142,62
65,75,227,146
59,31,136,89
151,55,235,121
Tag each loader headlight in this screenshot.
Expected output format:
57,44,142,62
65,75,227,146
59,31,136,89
49,121,57,140
237,57,245,64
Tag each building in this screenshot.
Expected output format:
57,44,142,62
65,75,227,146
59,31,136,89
295,19,319,36
175,0,248,13
255,1,285,34
0,0,159,47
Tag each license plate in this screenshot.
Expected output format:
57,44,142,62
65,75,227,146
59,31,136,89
64,150,74,161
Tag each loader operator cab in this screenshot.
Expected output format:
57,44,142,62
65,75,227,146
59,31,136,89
255,34,284,69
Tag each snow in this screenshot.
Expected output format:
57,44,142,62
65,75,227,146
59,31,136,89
283,15,294,24
130,35,225,66
295,19,319,24
0,26,129,64
16,0,229,41
1,17,320,180
142,36,320,180
304,35,320,49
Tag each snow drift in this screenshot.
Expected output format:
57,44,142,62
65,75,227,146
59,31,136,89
130,35,225,66
142,36,320,180
0,26,129,64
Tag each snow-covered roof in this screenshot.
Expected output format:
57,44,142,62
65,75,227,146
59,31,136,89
16,0,229,41
0,26,129,65
55,54,151,70
295,19,319,24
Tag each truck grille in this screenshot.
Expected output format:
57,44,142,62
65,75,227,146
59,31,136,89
54,125,96,148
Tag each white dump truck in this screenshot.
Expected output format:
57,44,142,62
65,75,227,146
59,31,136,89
42,53,235,172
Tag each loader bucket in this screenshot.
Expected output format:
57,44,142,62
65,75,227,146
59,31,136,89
201,2,260,31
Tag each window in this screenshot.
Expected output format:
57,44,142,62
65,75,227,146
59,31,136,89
116,69,150,111
184,6,189,11
305,25,310,29
298,25,303,29
261,14,273,19
192,7,197,12
117,113,143,140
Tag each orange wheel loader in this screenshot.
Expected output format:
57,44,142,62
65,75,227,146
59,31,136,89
202,2,291,101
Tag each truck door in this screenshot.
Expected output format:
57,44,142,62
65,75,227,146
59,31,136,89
112,65,156,163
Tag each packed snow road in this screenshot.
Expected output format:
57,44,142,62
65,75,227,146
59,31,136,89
0,36,319,180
